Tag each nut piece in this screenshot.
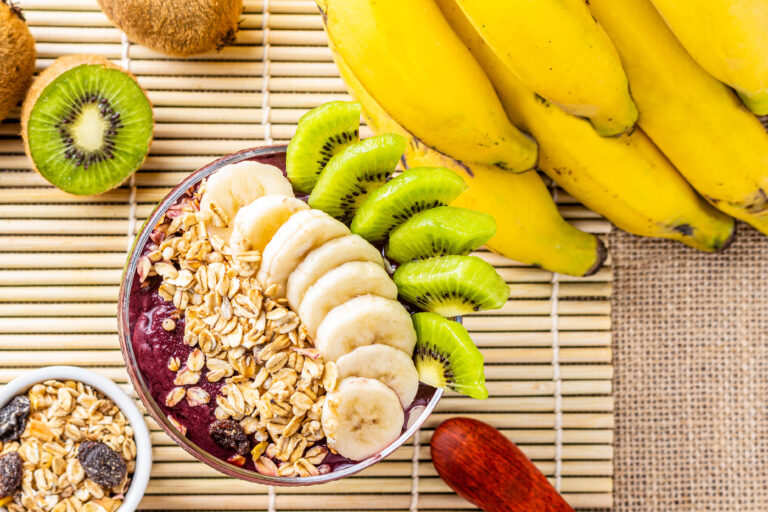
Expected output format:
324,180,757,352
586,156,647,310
77,441,128,488
162,318,176,331
0,452,22,498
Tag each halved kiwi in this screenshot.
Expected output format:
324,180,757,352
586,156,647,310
286,101,361,193
412,312,487,399
385,206,496,264
308,133,406,223
350,167,468,243
393,255,509,316
21,55,154,196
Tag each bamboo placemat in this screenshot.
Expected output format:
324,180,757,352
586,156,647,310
0,1,613,509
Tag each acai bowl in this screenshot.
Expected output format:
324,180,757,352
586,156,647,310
118,101,502,485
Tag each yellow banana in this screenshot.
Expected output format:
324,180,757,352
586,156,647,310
453,0,637,136
316,0,537,172
649,0,768,115
588,0,768,235
330,46,606,277
437,0,735,252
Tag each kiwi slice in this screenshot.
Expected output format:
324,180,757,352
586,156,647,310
385,206,496,263
350,167,468,243
394,255,509,316
286,101,361,193
308,133,406,223
21,55,153,196
412,312,487,399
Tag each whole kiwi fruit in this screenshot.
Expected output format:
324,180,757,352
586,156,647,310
97,0,243,57
0,0,36,123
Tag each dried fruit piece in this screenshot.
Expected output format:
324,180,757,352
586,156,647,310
227,454,246,467
0,452,22,498
209,419,250,455
77,441,127,488
0,395,30,443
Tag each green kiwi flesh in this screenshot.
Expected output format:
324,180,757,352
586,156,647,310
412,312,487,399
350,167,468,243
385,206,496,264
394,255,509,316
286,101,361,193
308,133,406,223
26,64,153,195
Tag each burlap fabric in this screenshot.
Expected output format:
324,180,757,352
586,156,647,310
611,222,768,511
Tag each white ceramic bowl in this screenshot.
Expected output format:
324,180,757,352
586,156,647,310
0,366,152,512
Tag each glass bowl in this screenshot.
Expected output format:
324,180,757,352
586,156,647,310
117,145,443,486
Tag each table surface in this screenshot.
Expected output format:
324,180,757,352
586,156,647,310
0,1,614,509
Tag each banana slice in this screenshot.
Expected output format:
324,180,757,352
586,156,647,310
299,261,398,338
257,209,350,298
315,295,417,361
286,234,385,310
230,196,310,256
200,160,293,241
322,377,405,461
335,344,419,408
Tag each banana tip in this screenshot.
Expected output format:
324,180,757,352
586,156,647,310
718,222,738,252
582,237,608,277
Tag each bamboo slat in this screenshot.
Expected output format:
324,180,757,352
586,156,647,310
1,2,614,509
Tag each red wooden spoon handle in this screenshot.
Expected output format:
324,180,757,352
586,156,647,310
431,417,575,512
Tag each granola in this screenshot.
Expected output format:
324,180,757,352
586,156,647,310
139,181,334,476
0,380,135,512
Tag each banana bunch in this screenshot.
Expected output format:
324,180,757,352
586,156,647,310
588,0,768,235
320,0,768,265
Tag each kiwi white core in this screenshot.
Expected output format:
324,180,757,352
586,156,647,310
72,104,108,152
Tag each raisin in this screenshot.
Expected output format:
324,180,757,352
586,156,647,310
77,441,127,488
0,452,22,498
209,419,250,455
0,396,30,443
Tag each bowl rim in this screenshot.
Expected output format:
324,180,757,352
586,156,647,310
0,366,152,512
117,145,443,486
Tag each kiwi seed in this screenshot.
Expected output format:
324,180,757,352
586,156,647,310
97,0,243,57
0,0,36,123
21,55,154,196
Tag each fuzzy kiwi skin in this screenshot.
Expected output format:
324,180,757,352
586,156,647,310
0,1,36,123
98,0,242,57
21,55,154,195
